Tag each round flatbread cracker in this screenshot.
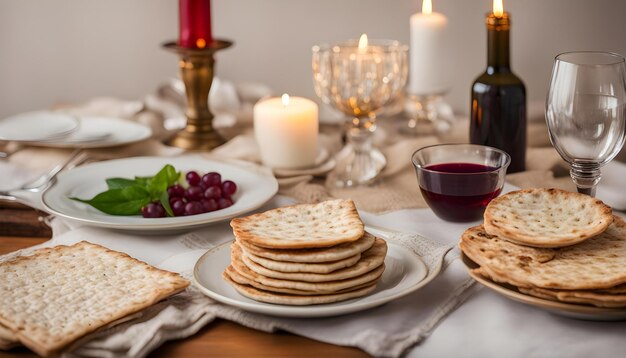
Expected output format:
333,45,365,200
472,266,626,308
236,232,375,263
518,286,626,308
231,199,364,249
230,248,385,292
460,216,626,290
484,188,613,248
236,238,387,282
223,265,379,295
242,247,361,274
223,274,378,306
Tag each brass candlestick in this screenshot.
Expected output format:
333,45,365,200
162,40,233,151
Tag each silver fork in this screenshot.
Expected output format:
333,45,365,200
0,149,88,201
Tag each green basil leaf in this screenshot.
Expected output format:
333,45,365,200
134,176,151,187
163,165,180,186
106,178,140,189
147,164,179,200
148,178,167,199
160,191,174,217
70,186,151,215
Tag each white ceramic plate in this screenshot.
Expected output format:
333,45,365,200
462,253,626,321
193,234,430,318
42,156,278,231
25,117,152,148
272,148,335,178
0,111,79,142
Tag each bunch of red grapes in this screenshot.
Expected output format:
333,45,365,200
141,171,237,218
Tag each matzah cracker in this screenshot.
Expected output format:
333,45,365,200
0,241,189,357
0,323,16,342
473,266,626,308
223,274,377,305
236,232,375,263
519,286,626,308
237,239,387,282
0,338,19,351
484,188,613,248
243,248,361,274
230,249,385,292
460,217,626,290
223,265,379,296
0,324,19,350
231,199,364,249
598,283,626,294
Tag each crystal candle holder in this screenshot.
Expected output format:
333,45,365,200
402,93,454,135
312,38,408,188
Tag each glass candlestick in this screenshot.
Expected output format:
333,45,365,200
402,93,454,135
312,36,408,188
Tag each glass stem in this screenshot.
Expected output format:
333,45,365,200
347,115,376,152
344,115,377,182
570,162,601,197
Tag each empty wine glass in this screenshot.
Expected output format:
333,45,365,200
312,36,408,188
546,51,626,196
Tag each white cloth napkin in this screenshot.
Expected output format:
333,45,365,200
5,196,476,358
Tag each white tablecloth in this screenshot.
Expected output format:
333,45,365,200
6,180,626,357
42,186,626,357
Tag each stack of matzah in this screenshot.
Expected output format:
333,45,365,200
223,199,387,305
460,188,626,308
0,241,189,357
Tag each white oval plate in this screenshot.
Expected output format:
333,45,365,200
27,117,152,148
193,236,430,318
42,156,278,231
0,111,79,142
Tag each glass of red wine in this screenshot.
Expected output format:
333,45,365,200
411,144,510,222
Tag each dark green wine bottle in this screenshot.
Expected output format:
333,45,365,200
470,12,526,173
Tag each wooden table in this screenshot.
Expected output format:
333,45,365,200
0,206,368,357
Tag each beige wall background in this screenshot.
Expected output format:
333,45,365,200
1,0,626,118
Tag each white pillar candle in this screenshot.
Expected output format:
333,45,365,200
408,0,449,95
253,94,319,169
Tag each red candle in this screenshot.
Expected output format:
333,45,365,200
179,0,213,49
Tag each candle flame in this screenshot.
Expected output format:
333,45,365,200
493,0,504,17
282,93,290,106
358,34,368,54
196,38,206,48
422,0,432,15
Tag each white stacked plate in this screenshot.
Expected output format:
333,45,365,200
27,116,152,148
0,111,79,142
0,111,152,148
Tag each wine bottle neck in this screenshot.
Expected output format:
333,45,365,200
487,27,510,72
485,12,511,73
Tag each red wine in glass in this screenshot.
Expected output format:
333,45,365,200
419,163,502,222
